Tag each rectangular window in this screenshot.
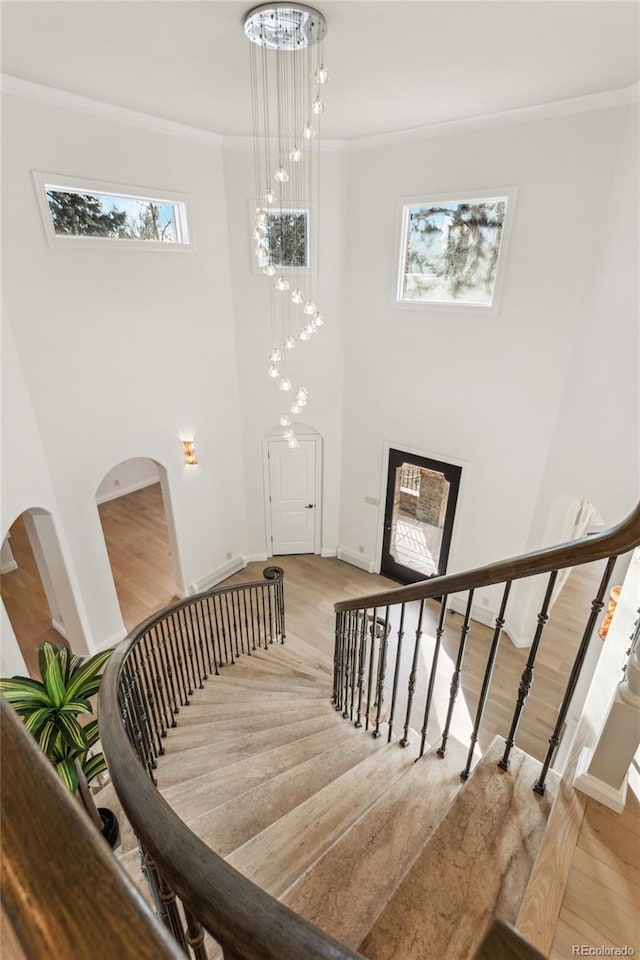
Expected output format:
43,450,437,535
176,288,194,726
397,190,514,311
34,173,193,249
253,207,309,271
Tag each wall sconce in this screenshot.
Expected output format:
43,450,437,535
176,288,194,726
182,440,197,466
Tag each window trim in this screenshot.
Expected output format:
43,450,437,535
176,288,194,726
394,187,516,316
249,200,313,275
33,172,195,251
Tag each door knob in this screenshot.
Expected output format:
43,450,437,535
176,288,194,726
305,504,315,509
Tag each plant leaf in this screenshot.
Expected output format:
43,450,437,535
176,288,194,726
83,752,108,784
82,719,101,747
23,707,54,737
64,649,113,703
59,698,92,716
56,713,88,751
38,641,60,680
44,657,66,708
0,677,49,707
37,719,59,758
57,646,70,684
55,757,78,793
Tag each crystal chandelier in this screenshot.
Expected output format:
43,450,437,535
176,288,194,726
244,3,328,449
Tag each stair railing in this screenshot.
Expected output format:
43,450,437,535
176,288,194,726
99,566,367,960
333,502,640,793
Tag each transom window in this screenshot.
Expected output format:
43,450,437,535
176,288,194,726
34,173,193,249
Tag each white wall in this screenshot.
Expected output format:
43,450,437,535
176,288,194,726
223,146,349,558
338,106,636,619
2,92,247,648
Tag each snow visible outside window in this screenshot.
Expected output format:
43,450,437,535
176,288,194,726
398,194,512,309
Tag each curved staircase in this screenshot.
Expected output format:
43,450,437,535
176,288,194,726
105,628,556,960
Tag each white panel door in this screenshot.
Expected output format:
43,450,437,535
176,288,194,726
269,440,316,554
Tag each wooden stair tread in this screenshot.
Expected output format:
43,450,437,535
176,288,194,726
225,728,418,900
173,695,334,725
160,702,330,749
182,730,388,857
155,714,340,787
281,738,468,949
159,723,359,820
359,738,559,960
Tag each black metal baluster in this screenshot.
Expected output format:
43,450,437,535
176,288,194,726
499,571,558,771
156,869,189,952
147,625,172,734
349,611,359,722
171,611,193,700
183,907,208,960
184,605,204,689
333,611,345,708
191,601,208,683
221,593,236,664
400,599,425,747
355,611,367,728
203,597,220,675
278,576,286,643
195,600,212,677
387,604,406,743
259,582,269,647
365,608,378,732
462,582,512,779
373,608,390,738
212,594,228,666
137,636,165,754
419,596,448,758
266,579,275,644
159,615,183,711
342,611,353,718
534,556,617,794
124,664,156,779
438,590,474,758
241,588,252,655
229,590,241,659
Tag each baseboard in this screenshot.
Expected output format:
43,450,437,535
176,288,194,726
573,746,628,813
188,556,247,595
446,597,530,648
321,547,337,558
95,477,159,505
51,618,68,640
0,559,18,574
337,546,375,574
244,552,269,563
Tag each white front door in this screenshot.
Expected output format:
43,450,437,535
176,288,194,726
267,439,317,555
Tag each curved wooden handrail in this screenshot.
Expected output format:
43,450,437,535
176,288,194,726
99,573,365,960
335,501,640,613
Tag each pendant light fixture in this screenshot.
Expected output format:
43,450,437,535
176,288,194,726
244,3,328,449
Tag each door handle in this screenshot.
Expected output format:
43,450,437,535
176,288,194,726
304,504,315,509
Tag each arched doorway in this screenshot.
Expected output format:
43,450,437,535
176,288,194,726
95,458,180,631
1,508,74,677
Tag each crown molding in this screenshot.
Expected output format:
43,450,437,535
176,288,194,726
3,73,638,152
349,82,640,151
1,74,224,146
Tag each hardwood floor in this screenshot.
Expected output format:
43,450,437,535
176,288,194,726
97,482,177,632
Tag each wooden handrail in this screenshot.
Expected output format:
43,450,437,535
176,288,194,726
335,501,640,613
0,699,184,960
99,576,366,960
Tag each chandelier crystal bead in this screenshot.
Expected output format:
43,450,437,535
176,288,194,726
279,377,292,391
263,262,276,277
275,276,290,292
313,312,325,326
315,64,329,84
284,335,296,350
303,300,316,315
289,147,303,163
302,123,316,140
267,363,280,378
291,288,304,304
255,208,268,222
269,347,282,362
299,328,311,341
274,167,289,183
264,190,277,204
311,97,325,115
288,437,300,449
279,414,292,427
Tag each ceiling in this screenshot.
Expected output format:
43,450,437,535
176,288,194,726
2,1,639,140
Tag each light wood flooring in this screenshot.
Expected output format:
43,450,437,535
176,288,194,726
1,483,637,956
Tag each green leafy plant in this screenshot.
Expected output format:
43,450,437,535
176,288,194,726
0,642,114,831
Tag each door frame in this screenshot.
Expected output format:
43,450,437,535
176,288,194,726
374,441,469,576
262,434,323,558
